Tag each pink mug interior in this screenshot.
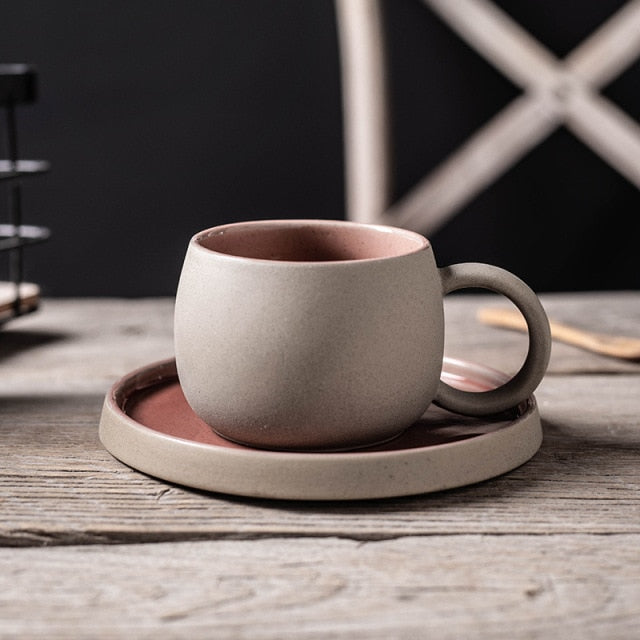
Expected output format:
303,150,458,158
196,220,427,262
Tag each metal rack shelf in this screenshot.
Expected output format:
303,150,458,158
0,63,50,323
0,159,50,181
0,224,51,251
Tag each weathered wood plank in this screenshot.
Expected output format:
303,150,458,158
2,295,639,636
1,535,638,639
445,291,640,375
1,373,639,546
1,298,176,394
2,293,639,398
1,295,640,547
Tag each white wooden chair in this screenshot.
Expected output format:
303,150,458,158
336,0,640,235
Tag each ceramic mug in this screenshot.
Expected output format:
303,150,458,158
174,219,551,451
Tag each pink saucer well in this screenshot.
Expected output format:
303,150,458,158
99,358,542,500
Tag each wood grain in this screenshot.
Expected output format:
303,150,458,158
445,292,640,375
1,374,639,546
1,535,638,639
2,293,639,395
0,298,175,394
2,294,640,637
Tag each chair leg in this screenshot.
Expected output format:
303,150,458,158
335,0,392,225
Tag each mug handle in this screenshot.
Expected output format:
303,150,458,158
435,263,551,416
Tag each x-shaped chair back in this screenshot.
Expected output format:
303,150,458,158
336,0,640,234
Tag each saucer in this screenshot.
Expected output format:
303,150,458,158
98,358,542,500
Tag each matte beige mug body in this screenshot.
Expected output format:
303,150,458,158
174,219,551,451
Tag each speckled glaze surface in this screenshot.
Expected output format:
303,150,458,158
174,220,550,451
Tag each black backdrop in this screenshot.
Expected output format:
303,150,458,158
1,0,639,296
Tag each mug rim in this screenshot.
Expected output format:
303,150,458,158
190,219,429,265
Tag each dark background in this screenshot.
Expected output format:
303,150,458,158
1,0,639,297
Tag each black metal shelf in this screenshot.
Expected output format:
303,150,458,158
0,159,51,181
0,63,50,323
0,223,50,251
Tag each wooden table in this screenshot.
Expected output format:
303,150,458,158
2,293,639,638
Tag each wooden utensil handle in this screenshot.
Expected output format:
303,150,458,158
477,307,529,332
477,306,628,356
